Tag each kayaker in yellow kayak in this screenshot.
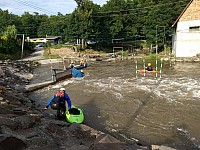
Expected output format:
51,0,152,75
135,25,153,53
146,63,153,71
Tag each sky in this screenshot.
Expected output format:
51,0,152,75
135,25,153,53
0,0,107,16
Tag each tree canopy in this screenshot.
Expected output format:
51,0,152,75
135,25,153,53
0,0,191,59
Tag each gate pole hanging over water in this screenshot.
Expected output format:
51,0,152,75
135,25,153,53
160,58,163,79
174,52,176,66
135,59,138,78
112,38,124,60
169,53,172,67
156,57,158,81
143,58,146,77
134,58,163,80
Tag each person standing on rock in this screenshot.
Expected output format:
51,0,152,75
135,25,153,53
44,87,72,119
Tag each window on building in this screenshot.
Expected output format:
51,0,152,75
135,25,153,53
189,26,200,32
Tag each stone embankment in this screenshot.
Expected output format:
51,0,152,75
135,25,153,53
0,60,177,150
0,60,146,150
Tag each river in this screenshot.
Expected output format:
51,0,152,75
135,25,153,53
28,60,200,150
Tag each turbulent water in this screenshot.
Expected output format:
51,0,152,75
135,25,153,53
28,60,200,149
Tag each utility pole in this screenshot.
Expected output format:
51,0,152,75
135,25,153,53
21,34,25,60
17,34,25,61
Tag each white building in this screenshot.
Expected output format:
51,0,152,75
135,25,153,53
172,0,200,57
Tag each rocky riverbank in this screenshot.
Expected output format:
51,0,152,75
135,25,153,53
0,60,147,150
0,60,178,150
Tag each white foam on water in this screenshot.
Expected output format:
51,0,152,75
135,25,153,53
192,90,200,98
83,73,200,105
143,77,200,103
51,79,75,89
114,92,123,101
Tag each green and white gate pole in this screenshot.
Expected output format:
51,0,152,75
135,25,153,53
143,58,146,77
169,53,172,67
135,59,138,79
156,57,158,81
174,53,176,66
121,47,124,60
160,58,163,79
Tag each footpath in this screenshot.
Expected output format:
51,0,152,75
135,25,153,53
23,47,63,64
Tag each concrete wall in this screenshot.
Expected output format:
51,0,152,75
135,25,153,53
173,20,200,57
172,0,200,57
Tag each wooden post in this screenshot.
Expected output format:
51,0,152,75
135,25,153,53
63,57,66,70
52,69,57,82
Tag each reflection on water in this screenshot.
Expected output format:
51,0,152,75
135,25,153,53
28,61,200,149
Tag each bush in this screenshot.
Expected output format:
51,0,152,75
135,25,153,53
147,54,159,60
0,52,21,60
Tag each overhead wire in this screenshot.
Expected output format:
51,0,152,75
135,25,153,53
10,0,57,15
92,0,190,17
3,0,189,39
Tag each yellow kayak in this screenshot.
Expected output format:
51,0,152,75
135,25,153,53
137,70,159,73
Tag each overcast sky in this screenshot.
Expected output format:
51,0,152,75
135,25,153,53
0,0,107,16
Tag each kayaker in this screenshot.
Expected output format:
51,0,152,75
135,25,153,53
44,87,72,119
80,59,85,66
146,63,153,71
72,68,85,78
68,61,74,69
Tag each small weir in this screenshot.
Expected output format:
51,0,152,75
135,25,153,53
25,68,71,92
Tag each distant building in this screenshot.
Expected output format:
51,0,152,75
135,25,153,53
172,0,200,57
28,36,61,45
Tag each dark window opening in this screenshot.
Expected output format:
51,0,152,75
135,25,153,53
189,26,200,32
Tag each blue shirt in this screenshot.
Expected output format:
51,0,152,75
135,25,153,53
47,93,72,110
72,68,84,78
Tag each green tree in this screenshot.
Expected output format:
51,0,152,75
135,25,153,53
21,12,43,37
0,25,19,55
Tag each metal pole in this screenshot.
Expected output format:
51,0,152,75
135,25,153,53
143,58,146,77
52,69,57,82
156,59,158,81
156,25,158,81
156,25,158,57
160,58,163,79
112,39,114,56
21,34,24,60
169,53,172,67
135,59,138,79
63,57,66,70
163,26,166,56
122,39,124,60
122,47,124,60
49,56,56,82
174,49,176,65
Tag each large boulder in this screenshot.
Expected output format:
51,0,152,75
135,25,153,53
0,135,27,150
